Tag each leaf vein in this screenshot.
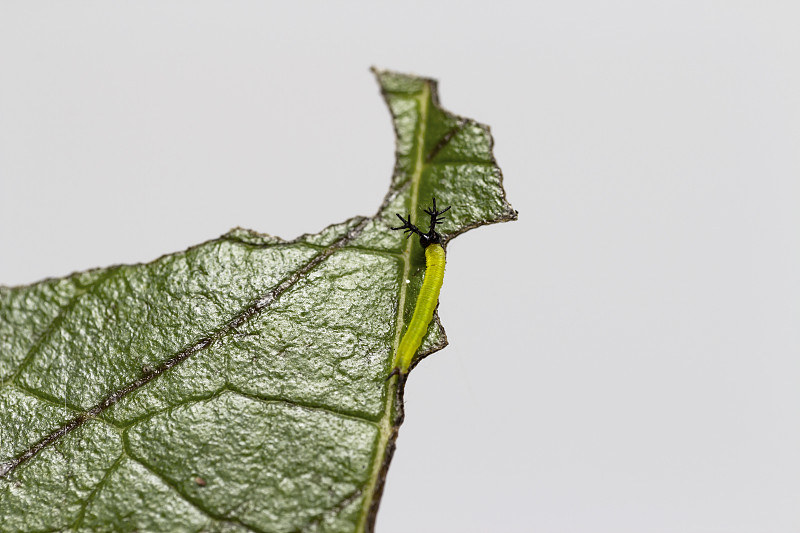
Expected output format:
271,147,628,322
358,79,431,533
229,387,381,426
124,454,261,533
70,452,125,531
2,268,117,390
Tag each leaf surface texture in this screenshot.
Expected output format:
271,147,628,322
0,70,516,533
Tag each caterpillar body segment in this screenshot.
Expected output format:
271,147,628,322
394,243,445,373
390,198,450,375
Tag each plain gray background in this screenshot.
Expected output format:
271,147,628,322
1,2,799,532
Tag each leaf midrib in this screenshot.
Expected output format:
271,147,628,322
356,80,431,533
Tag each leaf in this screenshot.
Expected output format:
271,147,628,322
0,69,516,533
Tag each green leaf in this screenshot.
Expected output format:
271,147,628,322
0,69,516,533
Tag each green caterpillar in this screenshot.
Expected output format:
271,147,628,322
390,198,450,375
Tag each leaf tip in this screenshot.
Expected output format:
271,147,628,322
371,67,436,96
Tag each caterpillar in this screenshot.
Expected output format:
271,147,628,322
390,198,450,376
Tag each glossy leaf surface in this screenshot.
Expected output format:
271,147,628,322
0,70,516,532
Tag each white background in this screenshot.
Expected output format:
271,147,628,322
2,2,799,532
